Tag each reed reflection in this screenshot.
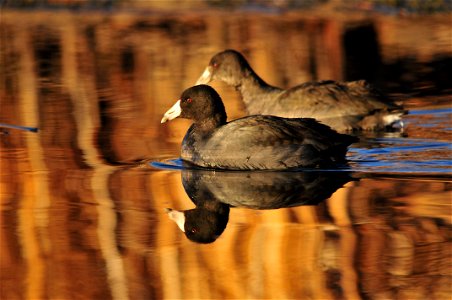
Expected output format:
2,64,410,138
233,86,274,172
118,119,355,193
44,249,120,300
166,169,355,243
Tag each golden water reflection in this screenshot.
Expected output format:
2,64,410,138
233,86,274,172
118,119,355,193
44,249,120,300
1,9,451,300
1,163,451,299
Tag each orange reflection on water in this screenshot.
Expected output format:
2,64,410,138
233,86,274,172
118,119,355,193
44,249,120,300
1,9,451,300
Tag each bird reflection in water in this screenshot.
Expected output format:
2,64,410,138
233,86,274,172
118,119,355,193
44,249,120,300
166,169,356,244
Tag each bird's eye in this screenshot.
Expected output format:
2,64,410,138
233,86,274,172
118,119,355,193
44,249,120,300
186,98,192,103
212,62,219,68
191,228,197,233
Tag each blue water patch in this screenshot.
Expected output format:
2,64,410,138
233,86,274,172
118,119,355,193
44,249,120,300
347,137,452,175
408,107,452,116
353,138,452,154
150,158,184,170
404,107,451,130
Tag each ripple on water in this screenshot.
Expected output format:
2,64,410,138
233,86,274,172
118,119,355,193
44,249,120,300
348,137,452,175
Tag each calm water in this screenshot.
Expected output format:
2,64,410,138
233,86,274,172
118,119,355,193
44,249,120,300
1,9,452,300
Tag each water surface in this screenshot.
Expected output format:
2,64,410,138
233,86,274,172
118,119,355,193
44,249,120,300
1,9,451,300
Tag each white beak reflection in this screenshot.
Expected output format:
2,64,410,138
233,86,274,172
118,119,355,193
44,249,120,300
165,208,185,232
161,100,182,123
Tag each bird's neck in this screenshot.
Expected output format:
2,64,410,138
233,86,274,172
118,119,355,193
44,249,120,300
193,113,226,137
235,70,283,114
181,116,225,160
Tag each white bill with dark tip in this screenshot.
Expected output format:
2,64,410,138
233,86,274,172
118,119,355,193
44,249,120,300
195,66,213,85
165,208,185,232
161,100,182,123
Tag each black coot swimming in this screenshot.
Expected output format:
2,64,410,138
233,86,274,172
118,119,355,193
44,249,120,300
161,85,358,170
195,49,407,132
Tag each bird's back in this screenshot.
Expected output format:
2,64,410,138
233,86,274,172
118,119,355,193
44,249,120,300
253,80,404,131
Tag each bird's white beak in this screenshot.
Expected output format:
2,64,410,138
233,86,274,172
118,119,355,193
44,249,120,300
161,100,182,123
165,208,185,232
195,66,213,85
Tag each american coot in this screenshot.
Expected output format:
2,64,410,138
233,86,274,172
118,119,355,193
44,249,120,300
195,49,407,132
166,169,355,243
161,85,358,170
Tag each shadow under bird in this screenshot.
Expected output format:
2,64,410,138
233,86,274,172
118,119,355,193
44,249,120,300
195,49,407,132
166,169,356,244
161,85,358,170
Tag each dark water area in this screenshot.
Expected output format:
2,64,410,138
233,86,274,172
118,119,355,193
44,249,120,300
1,9,451,300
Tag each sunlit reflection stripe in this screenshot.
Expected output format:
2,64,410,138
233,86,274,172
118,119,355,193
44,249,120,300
327,181,360,299
61,23,128,300
16,24,50,300
150,171,183,299
339,227,360,299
